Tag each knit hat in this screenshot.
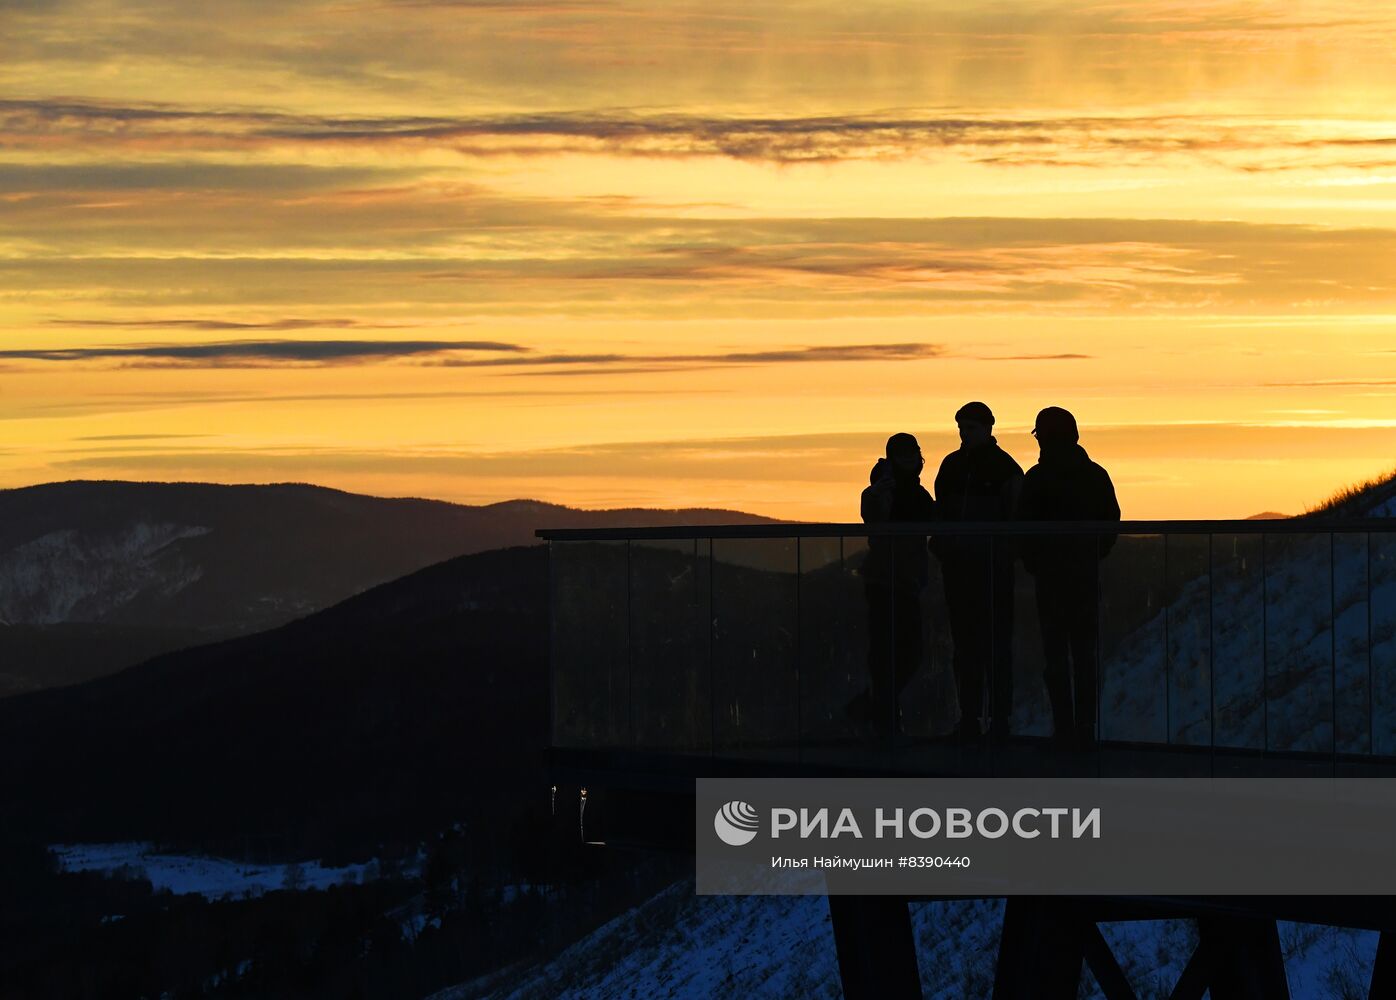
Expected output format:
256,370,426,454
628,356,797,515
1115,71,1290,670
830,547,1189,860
885,432,921,460
1032,406,1079,443
954,401,994,426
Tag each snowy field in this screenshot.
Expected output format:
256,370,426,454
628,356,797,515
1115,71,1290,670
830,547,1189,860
50,842,386,900
431,881,1380,1000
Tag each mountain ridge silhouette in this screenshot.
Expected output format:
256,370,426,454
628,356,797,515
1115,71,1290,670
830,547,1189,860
0,479,778,697
0,544,550,855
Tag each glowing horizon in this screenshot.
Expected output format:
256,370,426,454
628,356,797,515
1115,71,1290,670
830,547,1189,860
4,0,1396,521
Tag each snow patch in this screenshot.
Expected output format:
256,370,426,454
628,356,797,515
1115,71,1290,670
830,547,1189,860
428,884,1381,1000
50,842,381,901
0,522,210,623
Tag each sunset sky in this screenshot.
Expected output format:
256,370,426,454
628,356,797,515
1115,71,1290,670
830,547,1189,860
5,0,1396,520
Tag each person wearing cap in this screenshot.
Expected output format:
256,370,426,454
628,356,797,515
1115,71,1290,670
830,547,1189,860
856,432,937,737
931,401,1023,743
1016,406,1120,751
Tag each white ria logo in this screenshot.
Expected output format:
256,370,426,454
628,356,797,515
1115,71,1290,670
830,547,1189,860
714,800,760,846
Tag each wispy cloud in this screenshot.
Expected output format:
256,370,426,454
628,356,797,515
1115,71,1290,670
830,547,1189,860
10,0,1395,117
44,422,1396,485
5,99,1396,170
0,337,1093,376
0,386,722,421
0,338,525,366
50,317,414,331
0,162,413,194
0,339,951,371
979,353,1093,361
7,217,1396,316
436,342,948,372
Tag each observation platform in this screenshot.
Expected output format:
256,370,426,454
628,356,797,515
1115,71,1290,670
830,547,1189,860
538,519,1396,999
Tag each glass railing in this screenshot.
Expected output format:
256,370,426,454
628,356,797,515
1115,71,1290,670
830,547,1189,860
541,522,1396,774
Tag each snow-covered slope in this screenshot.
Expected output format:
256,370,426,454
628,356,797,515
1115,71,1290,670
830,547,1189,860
1363,491,1396,517
0,523,210,624
51,842,385,900
430,881,1378,1000
1097,529,1396,755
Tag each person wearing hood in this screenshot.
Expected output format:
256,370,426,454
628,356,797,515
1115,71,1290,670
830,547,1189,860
856,432,936,737
932,401,1023,743
1016,406,1120,751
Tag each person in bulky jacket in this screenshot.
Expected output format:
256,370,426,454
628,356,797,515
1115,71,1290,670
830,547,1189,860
857,432,936,736
1016,406,1120,750
932,401,1023,743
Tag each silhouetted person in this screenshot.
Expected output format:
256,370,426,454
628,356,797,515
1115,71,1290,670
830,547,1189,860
1016,407,1120,750
856,433,936,737
932,401,1023,743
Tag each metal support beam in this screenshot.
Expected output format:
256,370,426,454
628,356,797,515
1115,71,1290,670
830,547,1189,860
827,895,922,1000
994,899,1086,1000
1199,916,1290,1000
1084,922,1138,1000
1372,931,1393,1000
1168,936,1212,1000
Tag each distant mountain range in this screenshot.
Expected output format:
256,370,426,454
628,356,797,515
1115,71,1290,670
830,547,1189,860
0,481,775,696
0,481,775,631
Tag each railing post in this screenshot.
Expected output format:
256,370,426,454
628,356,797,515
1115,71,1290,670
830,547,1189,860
1331,530,1338,768
1208,532,1215,774
1369,530,1375,757
546,539,555,754
1165,531,1171,745
1097,532,1104,751
1262,531,1269,755
708,536,715,758
796,536,803,765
